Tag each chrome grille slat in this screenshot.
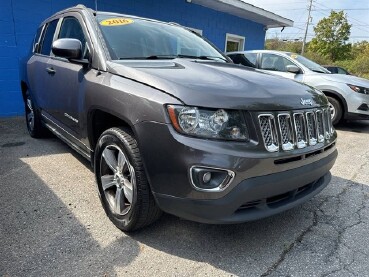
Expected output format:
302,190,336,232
316,110,325,142
278,114,294,151
258,108,334,152
258,114,279,152
306,112,317,146
293,113,307,149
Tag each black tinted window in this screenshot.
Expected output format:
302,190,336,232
40,20,58,56
229,53,257,68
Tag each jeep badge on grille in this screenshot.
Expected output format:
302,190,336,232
301,98,314,106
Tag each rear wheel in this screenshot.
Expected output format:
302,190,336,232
25,93,45,138
95,127,162,232
327,96,342,125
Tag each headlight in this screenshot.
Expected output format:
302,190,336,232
347,84,369,95
167,105,248,141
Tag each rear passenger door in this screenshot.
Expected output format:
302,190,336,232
27,19,59,110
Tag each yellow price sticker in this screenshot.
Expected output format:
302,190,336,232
100,18,134,26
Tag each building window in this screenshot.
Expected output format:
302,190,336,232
225,33,245,52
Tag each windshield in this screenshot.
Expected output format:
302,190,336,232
97,15,227,61
287,53,330,73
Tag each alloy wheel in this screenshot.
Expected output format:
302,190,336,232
328,102,336,121
100,145,135,216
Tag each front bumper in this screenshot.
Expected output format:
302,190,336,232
134,121,337,223
345,91,369,119
153,152,336,223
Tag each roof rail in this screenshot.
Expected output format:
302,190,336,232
75,4,88,9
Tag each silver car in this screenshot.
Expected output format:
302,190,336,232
227,50,369,124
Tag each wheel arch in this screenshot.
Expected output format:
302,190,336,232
20,80,28,102
320,89,348,116
87,108,136,165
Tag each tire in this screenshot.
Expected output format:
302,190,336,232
25,92,46,138
94,127,162,232
327,96,342,125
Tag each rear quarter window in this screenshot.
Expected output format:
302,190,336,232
33,26,44,53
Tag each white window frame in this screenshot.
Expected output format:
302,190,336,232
225,33,245,52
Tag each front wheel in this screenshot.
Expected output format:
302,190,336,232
327,96,342,125
94,127,162,232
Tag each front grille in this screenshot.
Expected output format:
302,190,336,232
258,108,334,152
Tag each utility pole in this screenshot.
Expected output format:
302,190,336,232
301,0,313,55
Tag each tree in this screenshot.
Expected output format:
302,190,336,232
308,11,351,61
265,38,303,53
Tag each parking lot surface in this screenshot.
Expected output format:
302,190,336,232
1,117,368,276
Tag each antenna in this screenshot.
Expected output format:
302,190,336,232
95,0,98,11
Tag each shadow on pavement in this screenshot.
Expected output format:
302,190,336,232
0,118,139,276
335,120,369,134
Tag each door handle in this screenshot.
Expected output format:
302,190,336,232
46,67,56,75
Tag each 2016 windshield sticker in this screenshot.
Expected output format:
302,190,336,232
100,18,134,26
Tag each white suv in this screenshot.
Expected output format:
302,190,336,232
228,50,369,125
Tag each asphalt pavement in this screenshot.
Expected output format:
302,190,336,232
0,117,368,276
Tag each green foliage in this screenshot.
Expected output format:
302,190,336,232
308,11,351,61
265,38,302,53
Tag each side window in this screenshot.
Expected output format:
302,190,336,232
337,67,347,74
243,53,257,67
229,53,256,68
260,53,296,72
58,17,88,58
33,26,44,53
40,20,58,56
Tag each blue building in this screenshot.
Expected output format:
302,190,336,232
0,0,292,117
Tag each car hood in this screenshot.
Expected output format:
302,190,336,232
107,60,328,110
319,73,369,87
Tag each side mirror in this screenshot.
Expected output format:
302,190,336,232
286,65,301,74
52,38,82,59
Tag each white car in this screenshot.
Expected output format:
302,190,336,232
227,50,369,124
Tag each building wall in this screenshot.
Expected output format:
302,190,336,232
0,0,266,117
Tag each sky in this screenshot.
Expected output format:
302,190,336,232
243,0,369,43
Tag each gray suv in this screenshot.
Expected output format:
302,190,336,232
20,5,337,231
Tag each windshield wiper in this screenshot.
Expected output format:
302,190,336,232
176,54,228,62
119,55,228,62
119,55,176,60
311,69,327,74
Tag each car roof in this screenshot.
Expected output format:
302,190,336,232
41,5,181,28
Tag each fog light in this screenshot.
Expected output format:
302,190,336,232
190,166,235,192
202,172,212,183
